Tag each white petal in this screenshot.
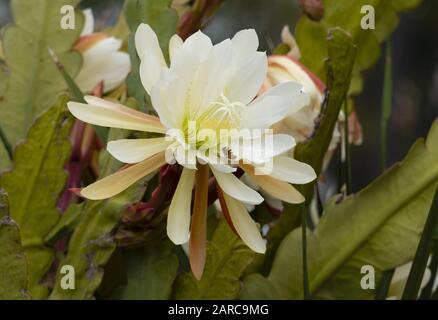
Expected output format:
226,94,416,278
269,156,317,184
167,168,195,244
76,37,130,93
226,52,267,105
222,193,266,253
242,81,310,129
231,29,259,57
68,98,165,133
107,137,172,164
80,9,94,36
80,152,166,200
135,23,167,94
169,34,183,62
210,165,263,205
235,134,296,164
179,30,212,61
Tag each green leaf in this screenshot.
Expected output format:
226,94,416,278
174,220,256,300
0,0,83,147
123,0,178,112
295,0,421,96
112,241,179,300
256,28,356,275
241,119,438,299
0,190,29,299
124,0,177,60
49,120,148,300
0,96,73,299
44,203,84,245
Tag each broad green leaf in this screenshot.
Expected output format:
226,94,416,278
124,0,177,60
49,117,148,300
0,190,29,299
112,241,179,300
255,28,356,275
241,119,438,299
123,0,178,112
0,0,83,146
295,0,421,96
0,96,73,299
174,220,256,300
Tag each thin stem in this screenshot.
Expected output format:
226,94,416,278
380,40,393,171
342,98,352,194
301,204,310,299
402,185,438,299
375,269,395,300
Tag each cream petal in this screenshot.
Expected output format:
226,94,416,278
231,29,259,57
80,9,94,36
107,137,172,164
169,34,183,62
222,193,266,253
242,81,310,129
180,30,212,61
235,134,296,164
135,23,167,94
226,52,267,105
76,38,130,93
167,168,195,244
68,98,165,133
245,167,305,204
80,152,166,200
210,165,263,205
268,156,317,184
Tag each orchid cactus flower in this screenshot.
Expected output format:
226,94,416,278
74,9,131,94
68,24,317,279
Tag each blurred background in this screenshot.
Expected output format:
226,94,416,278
0,0,437,192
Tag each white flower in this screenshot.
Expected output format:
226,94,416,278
74,9,131,94
68,24,316,279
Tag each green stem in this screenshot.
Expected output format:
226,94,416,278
402,185,438,299
342,98,352,194
380,40,392,171
375,269,395,300
301,205,310,299
419,239,438,299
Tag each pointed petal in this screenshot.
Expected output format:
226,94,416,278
80,152,166,200
68,97,165,133
242,81,310,129
189,164,210,280
231,29,259,57
167,168,195,244
243,164,305,204
235,134,296,164
135,23,167,94
226,52,267,105
169,34,183,62
210,165,263,205
222,193,266,253
268,156,317,184
107,137,172,164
